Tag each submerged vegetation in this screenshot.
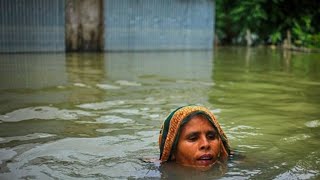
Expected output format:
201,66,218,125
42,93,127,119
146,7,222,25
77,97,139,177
215,0,320,50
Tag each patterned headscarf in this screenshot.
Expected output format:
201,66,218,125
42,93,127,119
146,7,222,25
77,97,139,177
159,105,230,162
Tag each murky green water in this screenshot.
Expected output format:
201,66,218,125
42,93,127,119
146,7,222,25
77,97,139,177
0,47,319,179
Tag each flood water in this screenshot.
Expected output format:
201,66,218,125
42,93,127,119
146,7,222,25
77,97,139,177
0,47,319,179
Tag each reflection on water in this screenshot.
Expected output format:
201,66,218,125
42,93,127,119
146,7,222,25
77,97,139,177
0,48,320,179
105,51,213,81
0,54,67,90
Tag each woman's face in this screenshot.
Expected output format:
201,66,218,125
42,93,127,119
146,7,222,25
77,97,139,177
173,115,221,168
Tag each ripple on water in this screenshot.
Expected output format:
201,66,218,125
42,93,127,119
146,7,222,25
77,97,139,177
95,128,119,133
305,120,320,128
227,125,262,140
0,135,154,179
96,83,121,90
96,115,133,124
141,113,160,120
136,130,158,137
125,97,166,105
274,165,318,179
0,133,56,144
115,80,141,86
77,100,125,110
237,144,261,149
0,148,17,164
282,134,311,143
107,109,140,115
73,83,90,88
225,169,261,180
0,106,94,122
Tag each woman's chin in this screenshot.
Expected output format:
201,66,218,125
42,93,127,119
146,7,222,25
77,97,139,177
194,165,214,171
196,159,216,167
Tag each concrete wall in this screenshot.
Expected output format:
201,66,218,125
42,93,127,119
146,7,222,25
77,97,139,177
65,0,104,51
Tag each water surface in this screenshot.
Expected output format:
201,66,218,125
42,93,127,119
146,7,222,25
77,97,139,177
0,47,319,179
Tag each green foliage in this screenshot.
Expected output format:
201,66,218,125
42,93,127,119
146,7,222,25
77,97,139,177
270,32,282,44
291,15,320,48
215,0,267,44
230,0,267,32
292,19,311,47
311,34,320,48
215,0,320,48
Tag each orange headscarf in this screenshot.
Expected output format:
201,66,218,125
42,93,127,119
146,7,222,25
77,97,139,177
159,105,230,162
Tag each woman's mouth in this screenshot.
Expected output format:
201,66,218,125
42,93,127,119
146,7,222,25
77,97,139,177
196,154,214,166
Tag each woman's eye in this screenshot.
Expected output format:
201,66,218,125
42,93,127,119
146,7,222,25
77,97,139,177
207,133,216,140
187,135,198,141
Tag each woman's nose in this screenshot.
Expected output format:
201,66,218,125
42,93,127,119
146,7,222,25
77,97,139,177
199,136,210,150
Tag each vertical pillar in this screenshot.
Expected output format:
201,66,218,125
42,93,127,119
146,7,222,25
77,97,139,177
65,0,103,51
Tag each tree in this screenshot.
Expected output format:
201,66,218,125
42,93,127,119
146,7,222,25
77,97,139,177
215,0,320,48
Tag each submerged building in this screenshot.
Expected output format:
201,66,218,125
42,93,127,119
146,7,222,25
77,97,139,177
0,0,215,52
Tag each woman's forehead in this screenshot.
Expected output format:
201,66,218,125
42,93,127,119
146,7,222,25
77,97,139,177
182,115,215,130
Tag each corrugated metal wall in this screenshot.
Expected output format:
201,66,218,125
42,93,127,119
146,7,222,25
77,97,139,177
0,0,65,53
0,0,215,52
104,0,215,51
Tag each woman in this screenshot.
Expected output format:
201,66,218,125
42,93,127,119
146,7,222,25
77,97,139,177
159,105,231,169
